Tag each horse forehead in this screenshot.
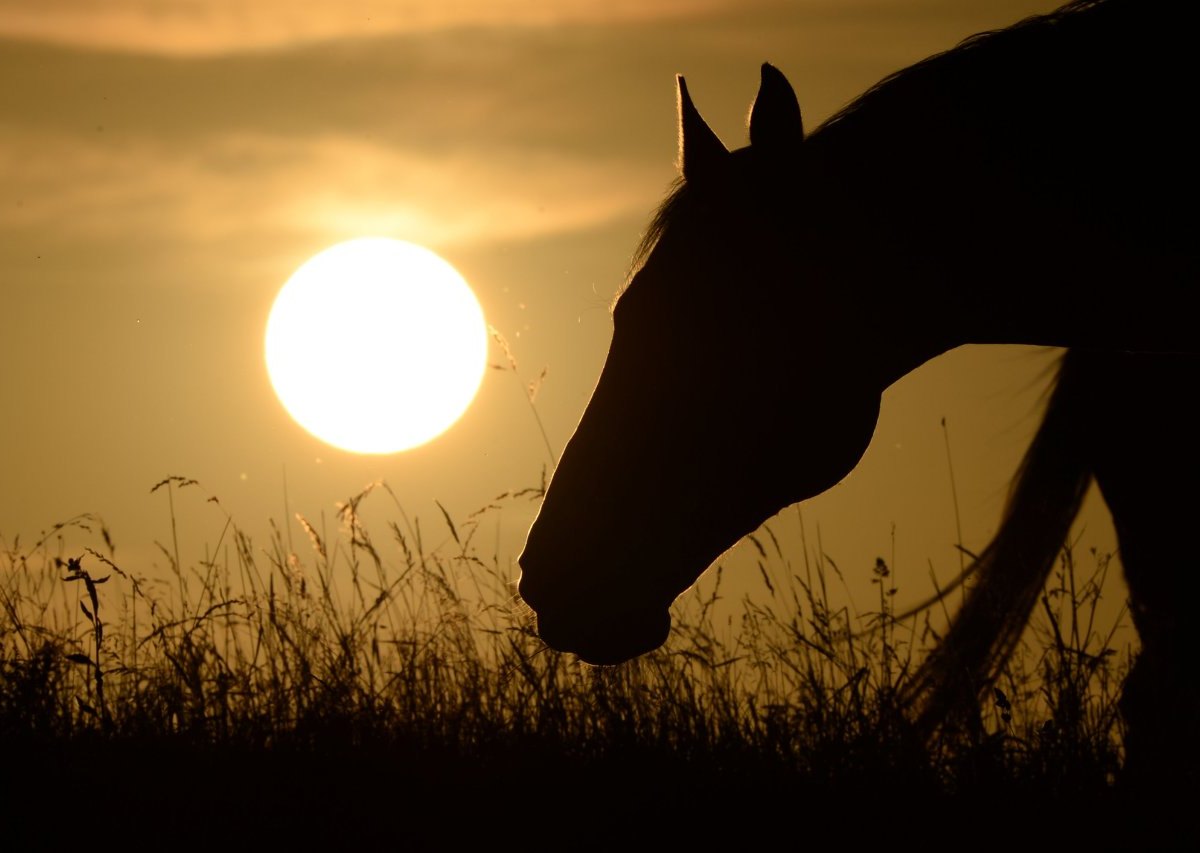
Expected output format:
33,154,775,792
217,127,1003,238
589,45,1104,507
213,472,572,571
725,146,776,186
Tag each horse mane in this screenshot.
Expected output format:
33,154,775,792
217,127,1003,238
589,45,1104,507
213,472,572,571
816,0,1108,139
631,177,687,276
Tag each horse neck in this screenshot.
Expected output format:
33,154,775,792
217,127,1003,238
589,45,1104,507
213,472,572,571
800,177,1196,360
797,3,1197,365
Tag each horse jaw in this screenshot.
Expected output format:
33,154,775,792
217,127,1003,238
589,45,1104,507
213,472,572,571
517,381,882,666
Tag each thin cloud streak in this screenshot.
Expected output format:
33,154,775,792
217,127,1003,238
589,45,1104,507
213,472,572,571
0,0,755,56
0,129,661,255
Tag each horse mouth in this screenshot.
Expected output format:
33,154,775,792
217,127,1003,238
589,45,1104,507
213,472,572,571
532,604,672,666
517,539,677,665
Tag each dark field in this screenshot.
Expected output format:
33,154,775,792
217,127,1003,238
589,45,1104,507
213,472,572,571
1,478,1191,849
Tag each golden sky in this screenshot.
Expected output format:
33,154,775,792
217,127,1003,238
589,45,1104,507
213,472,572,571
0,0,741,55
0,0,1123,631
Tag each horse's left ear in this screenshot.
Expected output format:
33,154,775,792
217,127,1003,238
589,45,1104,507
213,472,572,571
749,63,804,151
678,74,729,180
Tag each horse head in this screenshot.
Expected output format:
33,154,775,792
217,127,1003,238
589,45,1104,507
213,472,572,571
518,65,885,665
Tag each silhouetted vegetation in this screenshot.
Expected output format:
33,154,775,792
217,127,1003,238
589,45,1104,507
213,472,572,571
1,476,1181,848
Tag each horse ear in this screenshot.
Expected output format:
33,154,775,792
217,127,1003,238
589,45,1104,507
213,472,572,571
749,63,804,151
677,74,729,180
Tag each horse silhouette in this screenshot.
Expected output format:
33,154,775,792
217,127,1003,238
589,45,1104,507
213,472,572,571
518,0,1197,787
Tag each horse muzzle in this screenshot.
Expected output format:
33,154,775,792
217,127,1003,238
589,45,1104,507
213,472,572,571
518,531,676,664
535,605,671,666
520,579,673,666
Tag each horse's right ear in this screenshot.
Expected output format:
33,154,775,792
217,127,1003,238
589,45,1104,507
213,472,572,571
749,63,804,152
678,74,729,181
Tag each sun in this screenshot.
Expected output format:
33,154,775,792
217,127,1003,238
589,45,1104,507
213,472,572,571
265,238,488,454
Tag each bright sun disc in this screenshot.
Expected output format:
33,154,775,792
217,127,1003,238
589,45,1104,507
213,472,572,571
265,238,487,454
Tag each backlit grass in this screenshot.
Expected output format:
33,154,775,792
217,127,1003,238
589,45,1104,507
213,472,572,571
0,475,1156,846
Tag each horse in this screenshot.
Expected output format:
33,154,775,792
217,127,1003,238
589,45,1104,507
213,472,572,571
517,0,1198,788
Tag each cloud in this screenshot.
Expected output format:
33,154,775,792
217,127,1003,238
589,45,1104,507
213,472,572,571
0,0,753,56
0,128,663,258
0,18,693,263
0,0,1062,264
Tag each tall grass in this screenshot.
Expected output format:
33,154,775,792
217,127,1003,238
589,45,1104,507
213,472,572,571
0,476,1141,844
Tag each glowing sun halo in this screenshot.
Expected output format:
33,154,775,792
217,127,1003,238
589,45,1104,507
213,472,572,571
265,238,488,454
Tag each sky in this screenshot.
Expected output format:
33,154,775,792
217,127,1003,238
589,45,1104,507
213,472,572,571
0,0,1128,642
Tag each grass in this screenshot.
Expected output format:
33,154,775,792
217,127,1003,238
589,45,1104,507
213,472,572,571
0,474,1175,849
